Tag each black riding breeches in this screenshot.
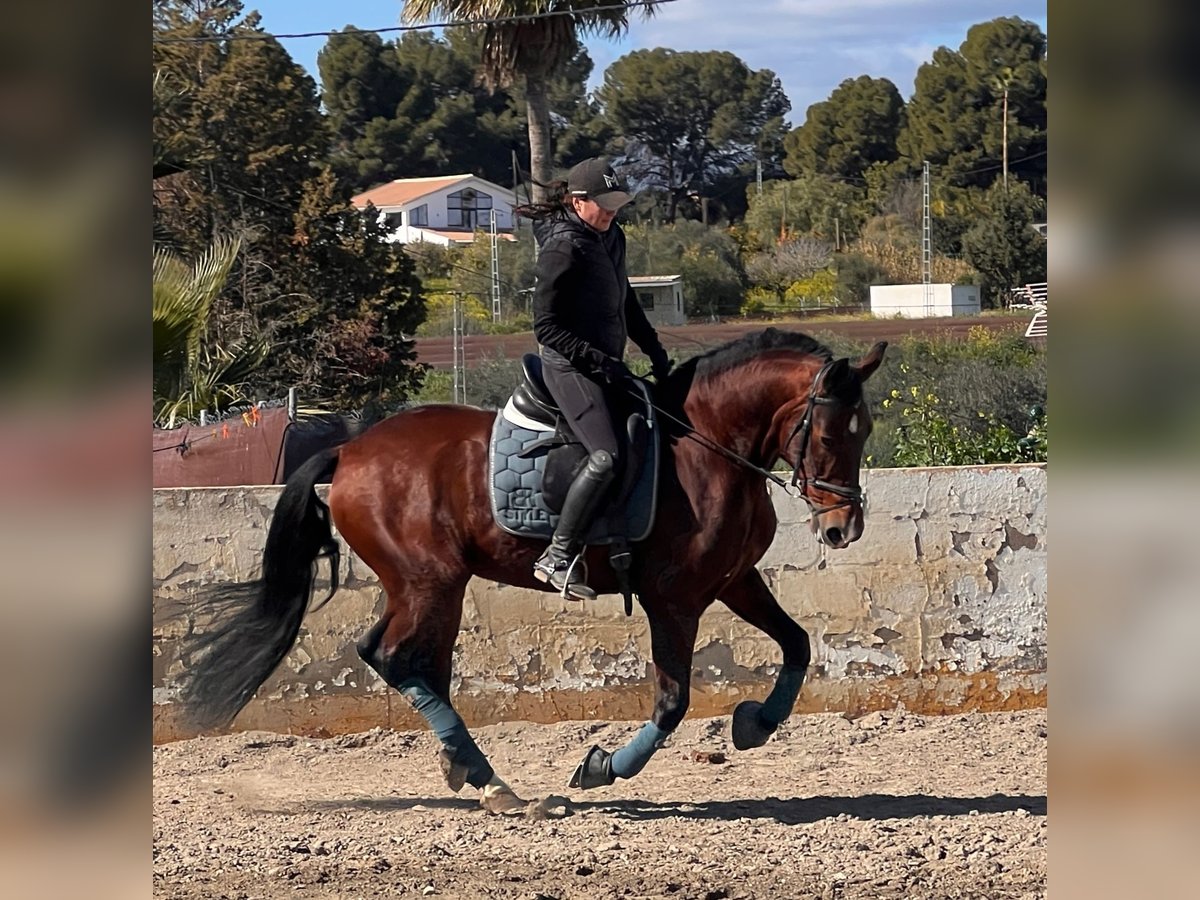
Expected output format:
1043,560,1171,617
540,352,621,466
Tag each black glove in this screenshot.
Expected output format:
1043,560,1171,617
596,355,634,384
650,352,674,382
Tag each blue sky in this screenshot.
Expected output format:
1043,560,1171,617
247,1,1047,121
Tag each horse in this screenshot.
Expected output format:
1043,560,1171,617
179,328,887,813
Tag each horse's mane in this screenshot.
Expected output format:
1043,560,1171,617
689,328,832,378
659,328,862,405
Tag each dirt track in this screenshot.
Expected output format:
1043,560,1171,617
414,315,1031,369
153,708,1046,899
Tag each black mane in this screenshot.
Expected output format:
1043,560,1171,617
659,328,862,405
684,328,832,379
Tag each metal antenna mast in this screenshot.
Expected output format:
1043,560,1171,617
922,160,933,316
490,208,501,324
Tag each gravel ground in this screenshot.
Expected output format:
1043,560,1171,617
153,708,1046,899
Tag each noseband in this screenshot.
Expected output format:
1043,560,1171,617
784,360,865,517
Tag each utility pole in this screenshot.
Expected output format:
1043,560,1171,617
781,182,789,242
993,64,1014,195
756,158,763,196
1002,87,1009,193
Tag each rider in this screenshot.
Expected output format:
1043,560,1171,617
527,157,673,600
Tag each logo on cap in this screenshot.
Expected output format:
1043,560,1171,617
603,172,619,189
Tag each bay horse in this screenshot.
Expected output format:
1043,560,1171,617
180,329,886,813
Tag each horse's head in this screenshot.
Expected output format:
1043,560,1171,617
779,341,887,549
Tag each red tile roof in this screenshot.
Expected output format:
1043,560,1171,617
351,175,473,209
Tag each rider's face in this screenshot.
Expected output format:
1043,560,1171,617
571,196,617,232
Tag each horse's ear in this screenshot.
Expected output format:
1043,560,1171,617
851,341,888,381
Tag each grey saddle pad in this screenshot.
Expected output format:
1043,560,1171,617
488,395,660,544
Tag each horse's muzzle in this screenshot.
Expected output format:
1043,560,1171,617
813,507,864,549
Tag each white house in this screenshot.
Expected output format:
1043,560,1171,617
869,283,981,318
629,275,686,326
351,174,518,246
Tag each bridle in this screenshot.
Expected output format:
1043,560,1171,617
781,359,865,517
625,358,866,518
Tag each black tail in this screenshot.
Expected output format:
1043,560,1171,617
178,448,341,731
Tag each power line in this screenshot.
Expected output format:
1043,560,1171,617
152,0,679,44
954,149,1047,180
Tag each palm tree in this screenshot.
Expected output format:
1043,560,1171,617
153,236,268,426
401,0,658,200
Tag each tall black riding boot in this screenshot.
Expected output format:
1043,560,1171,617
534,449,615,600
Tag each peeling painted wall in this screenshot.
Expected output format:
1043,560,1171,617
153,465,1046,742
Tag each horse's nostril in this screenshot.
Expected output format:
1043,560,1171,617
825,527,843,546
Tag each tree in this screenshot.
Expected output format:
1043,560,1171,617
899,17,1047,196
400,1,658,202
508,39,616,173
153,236,267,425
446,232,539,326
318,27,409,150
320,28,526,190
960,180,1046,308
742,176,865,251
599,48,791,222
279,171,428,410
154,1,328,255
154,1,428,411
783,76,905,183
745,238,833,307
622,220,745,317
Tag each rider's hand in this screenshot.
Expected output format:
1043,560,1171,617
651,354,674,382
597,355,634,384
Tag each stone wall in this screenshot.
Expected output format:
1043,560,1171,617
153,465,1046,742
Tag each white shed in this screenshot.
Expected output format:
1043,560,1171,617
629,275,686,326
869,283,981,318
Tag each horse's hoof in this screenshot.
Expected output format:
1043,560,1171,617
568,744,615,790
439,749,468,793
479,783,527,815
732,700,777,750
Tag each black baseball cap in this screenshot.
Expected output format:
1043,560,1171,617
566,158,632,211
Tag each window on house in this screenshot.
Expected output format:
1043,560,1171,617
410,205,428,227
384,211,404,230
639,292,655,310
447,188,492,229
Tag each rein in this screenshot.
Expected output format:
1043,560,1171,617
621,358,864,514
639,397,792,491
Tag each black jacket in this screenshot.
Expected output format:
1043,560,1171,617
532,211,667,374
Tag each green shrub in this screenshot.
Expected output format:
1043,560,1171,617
884,386,1047,467
809,329,1046,467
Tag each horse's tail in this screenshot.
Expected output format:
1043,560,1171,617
178,447,341,731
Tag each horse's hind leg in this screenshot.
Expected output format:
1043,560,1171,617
570,606,699,790
719,568,811,749
355,577,526,814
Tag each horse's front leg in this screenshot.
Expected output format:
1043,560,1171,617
719,568,811,750
570,606,699,790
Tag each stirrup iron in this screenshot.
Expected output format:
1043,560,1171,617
559,552,586,600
